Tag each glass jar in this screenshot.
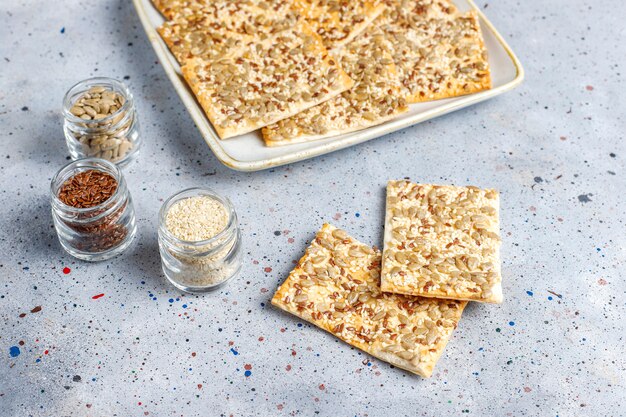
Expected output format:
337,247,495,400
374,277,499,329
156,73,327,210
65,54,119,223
50,158,137,261
62,77,141,167
158,188,242,292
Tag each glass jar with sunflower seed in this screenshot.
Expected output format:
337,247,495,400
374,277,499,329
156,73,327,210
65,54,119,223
62,77,141,166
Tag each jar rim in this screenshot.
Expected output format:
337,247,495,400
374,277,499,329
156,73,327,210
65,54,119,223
50,157,125,215
62,77,133,125
158,187,238,248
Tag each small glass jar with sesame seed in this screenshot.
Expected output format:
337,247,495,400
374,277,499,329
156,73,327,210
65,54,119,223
158,188,242,292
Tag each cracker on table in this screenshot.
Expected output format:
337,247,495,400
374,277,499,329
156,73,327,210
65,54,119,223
157,0,299,65
262,28,408,146
181,21,354,139
380,1,491,103
272,223,467,378
381,180,502,303
293,0,387,49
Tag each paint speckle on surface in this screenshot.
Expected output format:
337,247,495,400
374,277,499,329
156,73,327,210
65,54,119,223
585,85,594,91
60,26,65,33
244,370,252,377
30,306,42,313
578,194,592,203
526,291,534,296
509,321,515,326
62,267,71,274
264,267,272,273
230,348,239,356
9,346,21,357
91,293,105,299
355,212,361,217
496,328,501,333
598,278,607,285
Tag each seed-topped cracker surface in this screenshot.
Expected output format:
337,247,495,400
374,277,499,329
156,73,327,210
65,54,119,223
262,28,408,146
380,0,491,102
293,0,387,49
381,181,502,303
157,0,299,65
272,223,467,377
152,0,295,23
152,0,200,20
181,21,354,139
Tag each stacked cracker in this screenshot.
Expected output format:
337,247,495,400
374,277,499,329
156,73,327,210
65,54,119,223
153,0,491,143
272,181,501,377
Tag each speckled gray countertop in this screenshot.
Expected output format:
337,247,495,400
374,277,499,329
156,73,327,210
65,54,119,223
1,0,625,416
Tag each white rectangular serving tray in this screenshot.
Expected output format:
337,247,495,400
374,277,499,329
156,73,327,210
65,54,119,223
133,0,524,171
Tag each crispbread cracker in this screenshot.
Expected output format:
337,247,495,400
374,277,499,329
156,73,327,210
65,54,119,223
293,0,387,49
381,181,502,303
151,0,198,20
181,22,354,139
157,0,299,65
152,0,296,24
158,19,254,65
272,224,467,378
380,1,491,102
262,28,408,146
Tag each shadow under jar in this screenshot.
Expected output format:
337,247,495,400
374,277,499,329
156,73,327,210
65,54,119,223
158,188,242,293
62,77,141,167
50,158,137,261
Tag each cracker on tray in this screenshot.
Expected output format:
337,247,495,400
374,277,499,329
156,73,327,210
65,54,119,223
158,18,254,65
152,0,296,24
157,0,299,65
181,21,354,139
381,180,502,303
380,0,491,103
262,28,408,146
152,0,198,20
292,0,387,49
272,223,467,378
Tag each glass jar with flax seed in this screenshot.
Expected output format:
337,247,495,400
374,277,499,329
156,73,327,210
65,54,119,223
50,158,137,261
62,77,141,167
